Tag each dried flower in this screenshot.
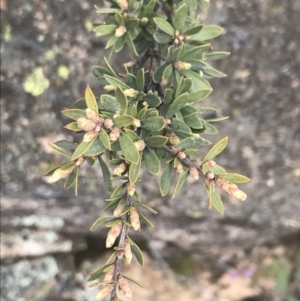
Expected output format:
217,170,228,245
113,202,125,216
126,183,136,196
96,284,113,300
124,239,132,264
47,165,75,183
215,178,247,201
118,275,132,298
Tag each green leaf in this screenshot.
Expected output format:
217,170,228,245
74,98,87,109
64,167,78,189
171,118,192,133
153,32,172,44
184,115,203,129
50,144,71,158
204,136,228,161
180,105,198,117
93,24,117,36
119,132,139,165
128,237,144,266
129,154,141,183
160,162,173,196
181,69,211,90
98,155,112,191
136,68,145,92
71,138,95,160
141,116,166,131
173,4,187,31
203,122,218,134
145,135,168,147
95,7,118,14
85,85,99,114
111,183,125,198
183,25,203,36
44,162,74,176
144,148,161,174
115,11,124,26
104,57,118,78
153,64,167,83
144,94,162,107
90,216,118,232
99,128,111,150
99,94,118,113
106,35,119,49
123,275,149,290
192,25,223,41
88,263,113,281
172,170,189,199
136,106,147,119
113,114,134,128
138,210,155,227
175,78,192,98
125,34,138,56
162,64,173,80
166,92,189,118
64,122,82,132
188,89,212,103
143,0,155,17
104,75,130,90
61,109,86,120
125,18,139,30
181,44,211,61
218,173,250,183
53,140,77,151
124,128,139,141
178,136,210,148
113,36,125,52
115,87,128,115
154,18,175,36
206,51,230,60
85,138,106,156
211,191,224,214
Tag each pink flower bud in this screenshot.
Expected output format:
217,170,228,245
113,202,125,216
85,108,98,121
118,276,132,298
109,127,121,141
124,239,132,264
113,162,127,176
104,266,114,282
177,151,186,160
83,130,98,142
104,119,114,129
117,0,129,10
126,183,136,196
77,117,96,131
75,156,85,167
134,140,146,151
95,284,113,300
130,207,140,231
189,167,199,180
207,160,216,167
206,171,215,180
106,220,122,248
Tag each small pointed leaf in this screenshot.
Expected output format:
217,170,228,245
172,170,189,199
144,148,161,175
160,162,173,196
204,137,228,161
90,216,118,232
85,85,98,114
71,138,95,160
98,156,112,191
119,132,139,165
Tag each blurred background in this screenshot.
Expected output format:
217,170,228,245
1,0,300,300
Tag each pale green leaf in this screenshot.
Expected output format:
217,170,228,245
204,137,228,161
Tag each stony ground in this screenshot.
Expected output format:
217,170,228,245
1,0,300,301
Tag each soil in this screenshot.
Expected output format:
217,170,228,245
1,0,300,301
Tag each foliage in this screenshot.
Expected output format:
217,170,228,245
45,0,250,300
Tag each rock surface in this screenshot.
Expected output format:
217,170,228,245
1,0,300,300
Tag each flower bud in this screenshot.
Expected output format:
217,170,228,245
129,207,140,230
96,284,113,300
117,0,128,10
75,156,85,167
77,117,96,131
123,88,139,98
104,119,113,129
168,133,180,145
189,167,199,180
113,162,127,176
118,275,132,298
109,127,121,141
113,202,125,216
207,160,216,167
124,239,132,264
132,118,141,128
232,189,247,201
140,17,148,26
206,171,215,180
94,124,101,132
123,61,135,68
106,220,122,248
165,118,171,124
177,151,186,160
85,108,98,121
174,61,192,71
134,140,146,151
126,183,136,196
83,130,98,142
175,162,184,174
115,25,127,37
104,266,114,282
47,165,75,183
104,85,116,91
